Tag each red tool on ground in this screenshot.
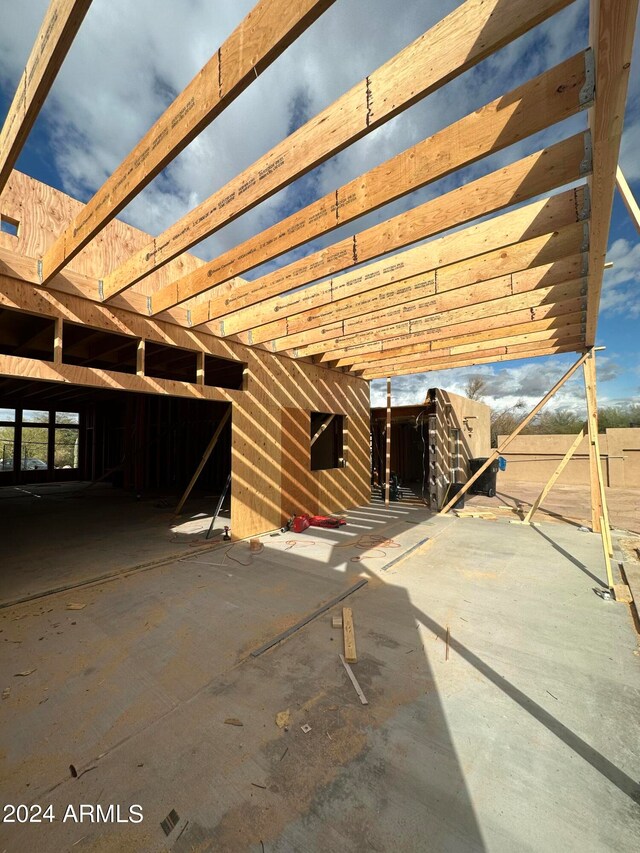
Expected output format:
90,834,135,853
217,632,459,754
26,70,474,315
284,514,347,533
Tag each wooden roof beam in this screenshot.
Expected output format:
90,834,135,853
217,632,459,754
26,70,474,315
100,0,577,297
270,255,587,354
148,51,593,313
212,188,588,343
189,130,591,328
323,296,586,364
236,208,588,348
336,313,585,369
0,0,93,195
584,0,639,344
40,0,337,282
360,341,584,380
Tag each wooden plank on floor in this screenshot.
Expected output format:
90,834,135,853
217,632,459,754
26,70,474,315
342,606,357,663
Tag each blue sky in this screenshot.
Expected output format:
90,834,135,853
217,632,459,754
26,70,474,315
0,0,638,416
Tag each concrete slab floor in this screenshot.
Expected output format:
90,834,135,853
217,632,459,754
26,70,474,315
0,503,639,852
0,483,231,605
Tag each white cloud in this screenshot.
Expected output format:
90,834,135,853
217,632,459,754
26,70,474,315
601,238,640,318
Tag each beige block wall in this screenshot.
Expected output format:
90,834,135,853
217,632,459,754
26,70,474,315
497,428,640,487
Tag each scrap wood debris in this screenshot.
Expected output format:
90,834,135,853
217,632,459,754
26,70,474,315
275,710,290,729
224,718,243,726
14,669,36,677
66,603,86,610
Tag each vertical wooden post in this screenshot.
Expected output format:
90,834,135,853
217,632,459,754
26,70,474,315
385,377,391,506
136,339,145,377
53,317,63,364
583,350,604,534
197,350,205,385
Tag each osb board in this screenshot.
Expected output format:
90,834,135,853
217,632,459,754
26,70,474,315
0,173,371,539
0,170,208,300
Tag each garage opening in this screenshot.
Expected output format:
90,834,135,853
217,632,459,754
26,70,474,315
0,377,232,604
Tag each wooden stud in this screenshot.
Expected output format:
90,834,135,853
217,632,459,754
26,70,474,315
53,316,63,364
136,339,145,377
342,606,357,663
0,0,93,195
174,407,231,516
616,166,640,235
196,349,205,386
585,0,639,345
439,350,595,514
522,426,587,523
149,57,591,313
41,0,337,281
99,0,576,297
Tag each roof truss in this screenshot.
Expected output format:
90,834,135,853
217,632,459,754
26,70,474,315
0,0,636,381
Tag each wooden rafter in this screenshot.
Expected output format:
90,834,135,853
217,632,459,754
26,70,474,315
584,0,639,344
188,131,590,328
0,0,93,195
360,342,583,380
272,255,587,354
346,325,585,374
149,53,592,314
212,188,587,344
312,291,586,363
40,0,337,282
335,312,586,369
98,0,577,298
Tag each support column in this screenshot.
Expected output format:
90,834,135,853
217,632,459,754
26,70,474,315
196,350,205,385
385,377,391,506
53,317,63,364
136,339,145,377
583,350,605,535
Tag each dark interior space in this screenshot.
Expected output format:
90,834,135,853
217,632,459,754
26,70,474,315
204,352,245,390
310,411,344,471
371,405,432,485
144,341,198,383
0,307,54,360
0,377,231,497
62,322,138,373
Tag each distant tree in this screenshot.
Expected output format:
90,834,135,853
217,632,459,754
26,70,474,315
464,376,486,401
490,401,526,447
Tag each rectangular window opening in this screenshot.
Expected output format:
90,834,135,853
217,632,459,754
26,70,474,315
0,215,19,237
310,411,345,471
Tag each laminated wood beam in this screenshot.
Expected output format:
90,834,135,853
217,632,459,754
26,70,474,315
101,0,576,297
242,214,588,348
438,349,594,514
360,342,583,380
0,0,93,195
149,53,592,312
272,255,587,354
348,325,585,373
585,0,639,344
190,136,590,328
314,292,586,363
212,188,588,340
335,311,586,369
616,167,640,235
40,0,337,281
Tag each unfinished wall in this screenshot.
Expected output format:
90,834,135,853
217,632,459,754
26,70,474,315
497,428,640,488
0,172,371,537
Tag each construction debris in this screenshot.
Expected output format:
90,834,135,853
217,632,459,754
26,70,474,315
339,654,368,706
66,603,86,610
342,607,357,663
224,718,243,727
331,616,343,629
14,669,36,677
301,724,312,733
